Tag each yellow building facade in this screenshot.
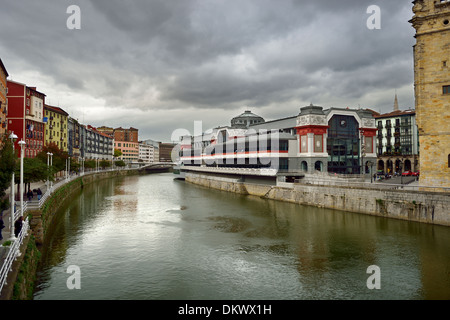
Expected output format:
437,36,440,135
410,0,450,188
44,105,69,152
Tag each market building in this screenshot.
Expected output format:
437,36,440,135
179,105,377,177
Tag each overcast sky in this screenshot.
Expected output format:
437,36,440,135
0,0,416,142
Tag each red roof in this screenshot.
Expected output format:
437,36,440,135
45,104,68,116
87,125,113,139
374,109,415,119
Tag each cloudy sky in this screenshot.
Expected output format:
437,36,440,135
1,0,416,142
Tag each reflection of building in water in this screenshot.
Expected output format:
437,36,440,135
265,200,382,287
419,227,450,299
179,105,377,175
111,176,138,215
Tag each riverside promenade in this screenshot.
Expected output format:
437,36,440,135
0,163,173,299
0,170,93,298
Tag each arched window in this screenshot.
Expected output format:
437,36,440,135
315,161,323,172
301,161,308,172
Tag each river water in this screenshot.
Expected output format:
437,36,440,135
33,173,450,300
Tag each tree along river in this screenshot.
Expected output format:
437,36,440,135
33,173,450,300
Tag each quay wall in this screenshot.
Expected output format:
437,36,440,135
2,168,158,300
185,172,450,227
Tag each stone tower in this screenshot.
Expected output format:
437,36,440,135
410,0,450,188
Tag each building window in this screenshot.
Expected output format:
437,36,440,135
443,85,450,94
314,135,323,153
300,135,307,153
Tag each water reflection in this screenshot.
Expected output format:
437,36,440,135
33,173,450,300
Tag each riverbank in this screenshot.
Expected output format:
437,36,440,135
0,167,164,300
185,172,450,227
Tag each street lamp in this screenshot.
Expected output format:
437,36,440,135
47,152,51,192
18,140,25,218
360,131,366,175
8,132,18,240
49,153,53,192
68,156,71,180
399,160,403,185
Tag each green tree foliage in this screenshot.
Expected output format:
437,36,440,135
15,157,48,188
69,158,80,172
114,149,122,158
99,160,111,169
35,143,68,173
84,159,96,169
115,160,126,167
0,136,17,211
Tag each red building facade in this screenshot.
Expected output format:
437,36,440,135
6,80,45,158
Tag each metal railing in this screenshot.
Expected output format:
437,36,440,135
13,202,28,222
182,166,279,176
0,217,30,294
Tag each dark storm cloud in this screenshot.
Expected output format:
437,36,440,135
0,0,416,140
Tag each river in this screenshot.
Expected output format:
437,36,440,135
33,173,450,300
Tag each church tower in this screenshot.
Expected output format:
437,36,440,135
410,0,450,188
393,93,399,112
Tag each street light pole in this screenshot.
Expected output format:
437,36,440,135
50,153,53,192
360,129,366,175
47,152,51,191
68,156,71,180
400,160,403,185
18,140,25,218
8,132,18,240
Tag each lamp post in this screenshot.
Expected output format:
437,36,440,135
49,153,53,192
47,152,51,192
400,160,403,185
18,140,25,218
360,129,366,176
8,132,18,240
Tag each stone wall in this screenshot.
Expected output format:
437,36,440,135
185,172,450,227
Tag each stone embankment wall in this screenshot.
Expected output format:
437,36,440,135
185,172,450,227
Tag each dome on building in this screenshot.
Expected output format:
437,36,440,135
231,110,265,128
